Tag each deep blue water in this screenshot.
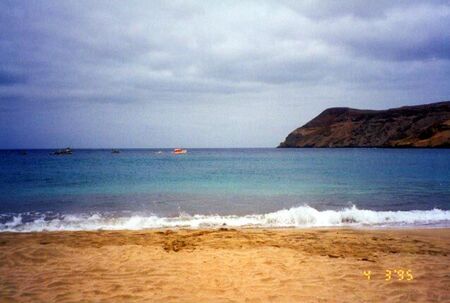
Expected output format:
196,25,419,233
0,148,449,230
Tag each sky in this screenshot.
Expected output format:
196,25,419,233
0,0,449,148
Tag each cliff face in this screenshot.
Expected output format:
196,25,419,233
278,101,450,148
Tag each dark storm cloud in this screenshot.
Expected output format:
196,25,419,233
0,0,449,148
0,71,27,86
282,0,450,19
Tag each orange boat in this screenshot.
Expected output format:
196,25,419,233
172,148,187,154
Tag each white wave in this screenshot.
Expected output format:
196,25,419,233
3,214,23,228
1,205,449,232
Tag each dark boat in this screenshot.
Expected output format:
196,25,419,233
112,149,120,154
53,147,73,155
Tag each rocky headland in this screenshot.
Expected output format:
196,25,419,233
279,101,450,148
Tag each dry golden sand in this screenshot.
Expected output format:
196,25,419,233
0,228,449,303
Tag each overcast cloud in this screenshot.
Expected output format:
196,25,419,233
0,0,449,148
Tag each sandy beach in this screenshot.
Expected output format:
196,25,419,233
0,228,449,303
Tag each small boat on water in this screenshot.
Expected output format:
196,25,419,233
53,147,72,155
112,149,120,154
172,148,187,154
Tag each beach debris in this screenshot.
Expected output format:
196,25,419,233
163,239,188,252
360,257,376,262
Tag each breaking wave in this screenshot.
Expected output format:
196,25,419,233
1,205,450,232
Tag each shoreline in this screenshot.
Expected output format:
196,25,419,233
1,227,449,302
1,224,450,233
2,204,449,232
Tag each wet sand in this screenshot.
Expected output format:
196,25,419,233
0,228,449,302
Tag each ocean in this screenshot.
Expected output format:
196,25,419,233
0,148,449,231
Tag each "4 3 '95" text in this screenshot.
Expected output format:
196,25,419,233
363,269,413,281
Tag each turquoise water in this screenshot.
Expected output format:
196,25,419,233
0,148,449,230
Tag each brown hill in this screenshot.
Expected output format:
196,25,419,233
278,101,450,148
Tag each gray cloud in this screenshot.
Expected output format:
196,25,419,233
0,0,449,148
0,71,27,86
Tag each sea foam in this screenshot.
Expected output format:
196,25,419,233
1,205,449,232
